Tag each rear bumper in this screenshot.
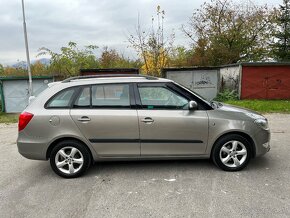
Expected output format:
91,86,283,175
17,135,48,160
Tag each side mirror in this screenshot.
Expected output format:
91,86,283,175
188,100,198,110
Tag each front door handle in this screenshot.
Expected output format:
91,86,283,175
141,117,154,124
78,116,91,122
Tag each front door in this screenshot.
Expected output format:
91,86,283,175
70,84,140,157
136,83,209,156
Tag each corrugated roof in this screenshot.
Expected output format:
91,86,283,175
0,76,54,81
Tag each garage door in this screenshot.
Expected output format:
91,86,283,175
241,66,290,99
3,79,53,113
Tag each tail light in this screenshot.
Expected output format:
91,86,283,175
18,112,34,131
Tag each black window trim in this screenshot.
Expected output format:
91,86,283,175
45,81,212,110
135,82,212,110
45,83,136,110
72,85,92,109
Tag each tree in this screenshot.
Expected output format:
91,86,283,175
128,6,174,76
7,61,27,76
0,64,4,75
30,61,50,76
99,47,142,68
168,46,194,67
272,0,290,61
182,0,276,66
38,41,99,77
0,61,50,77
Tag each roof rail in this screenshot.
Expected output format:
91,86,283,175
62,74,158,83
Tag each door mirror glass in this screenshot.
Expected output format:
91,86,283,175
188,100,198,110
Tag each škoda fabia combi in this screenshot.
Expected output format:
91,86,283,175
17,75,270,178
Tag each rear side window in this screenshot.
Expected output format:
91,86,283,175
71,84,131,109
92,84,130,107
46,88,76,108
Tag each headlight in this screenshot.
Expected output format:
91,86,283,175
254,118,269,130
246,113,265,120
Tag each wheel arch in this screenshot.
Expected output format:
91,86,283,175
46,137,94,162
210,131,256,158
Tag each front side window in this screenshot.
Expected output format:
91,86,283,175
91,84,130,107
138,86,188,109
46,88,75,108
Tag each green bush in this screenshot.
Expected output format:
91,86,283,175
215,89,239,102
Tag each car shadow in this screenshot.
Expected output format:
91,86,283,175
85,159,213,177
84,156,273,178
32,156,273,179
247,156,271,170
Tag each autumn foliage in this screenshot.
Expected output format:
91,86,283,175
1,0,285,77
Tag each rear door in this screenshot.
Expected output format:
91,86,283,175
70,83,140,157
136,83,209,156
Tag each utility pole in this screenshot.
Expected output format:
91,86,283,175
21,0,33,97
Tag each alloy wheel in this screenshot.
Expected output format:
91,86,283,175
55,146,84,175
219,140,247,168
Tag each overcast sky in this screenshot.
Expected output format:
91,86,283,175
0,0,282,65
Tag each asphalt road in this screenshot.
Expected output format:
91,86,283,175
0,114,290,218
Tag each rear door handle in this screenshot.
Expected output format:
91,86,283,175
78,116,91,122
141,117,154,124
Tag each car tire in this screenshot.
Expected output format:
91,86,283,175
211,134,252,171
50,140,91,178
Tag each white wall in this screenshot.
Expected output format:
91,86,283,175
3,78,53,113
166,69,219,100
219,65,240,92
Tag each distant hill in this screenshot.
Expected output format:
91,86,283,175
11,58,50,68
32,58,50,65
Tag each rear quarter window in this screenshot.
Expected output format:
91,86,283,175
45,88,76,108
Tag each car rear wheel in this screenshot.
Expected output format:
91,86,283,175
212,134,251,171
50,140,91,178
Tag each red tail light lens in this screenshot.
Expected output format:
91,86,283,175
18,112,34,131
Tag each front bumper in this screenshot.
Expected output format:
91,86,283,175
254,128,271,157
262,142,271,151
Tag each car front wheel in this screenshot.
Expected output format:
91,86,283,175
50,140,91,178
212,134,252,171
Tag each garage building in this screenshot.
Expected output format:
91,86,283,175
0,76,54,113
220,62,290,99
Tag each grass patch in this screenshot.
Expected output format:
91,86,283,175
0,112,19,123
224,100,290,113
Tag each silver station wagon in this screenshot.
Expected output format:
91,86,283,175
17,75,270,178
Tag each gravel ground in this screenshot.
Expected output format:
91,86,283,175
0,114,289,218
